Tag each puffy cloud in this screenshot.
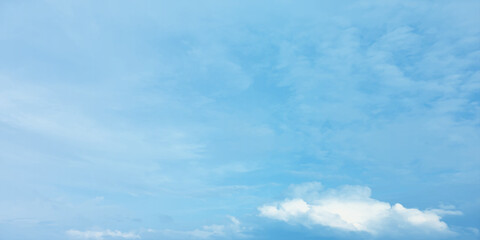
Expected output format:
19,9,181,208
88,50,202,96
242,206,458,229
259,183,459,237
66,229,140,240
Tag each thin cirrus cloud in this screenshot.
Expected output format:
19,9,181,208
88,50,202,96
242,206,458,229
0,1,478,240
66,229,140,240
259,182,460,237
160,216,246,239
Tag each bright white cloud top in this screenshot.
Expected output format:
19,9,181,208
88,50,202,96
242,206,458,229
259,183,459,237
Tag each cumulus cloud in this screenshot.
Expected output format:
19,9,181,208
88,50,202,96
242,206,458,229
259,183,459,237
66,229,140,240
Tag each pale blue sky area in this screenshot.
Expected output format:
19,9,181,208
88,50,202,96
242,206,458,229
0,1,479,240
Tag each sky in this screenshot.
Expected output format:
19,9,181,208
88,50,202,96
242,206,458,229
0,0,479,239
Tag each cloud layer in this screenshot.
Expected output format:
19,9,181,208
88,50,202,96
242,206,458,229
0,0,478,239
259,183,460,237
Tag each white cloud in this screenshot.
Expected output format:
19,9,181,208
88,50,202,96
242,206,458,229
66,229,140,240
188,216,246,239
259,183,459,237
161,216,246,239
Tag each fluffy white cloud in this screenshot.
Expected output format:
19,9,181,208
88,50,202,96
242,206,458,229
66,229,140,240
259,183,460,237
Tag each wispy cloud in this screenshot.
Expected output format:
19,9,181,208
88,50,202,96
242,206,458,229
0,0,478,239
161,216,247,239
66,229,140,240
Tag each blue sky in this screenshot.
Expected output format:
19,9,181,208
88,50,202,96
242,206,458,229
0,0,479,239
